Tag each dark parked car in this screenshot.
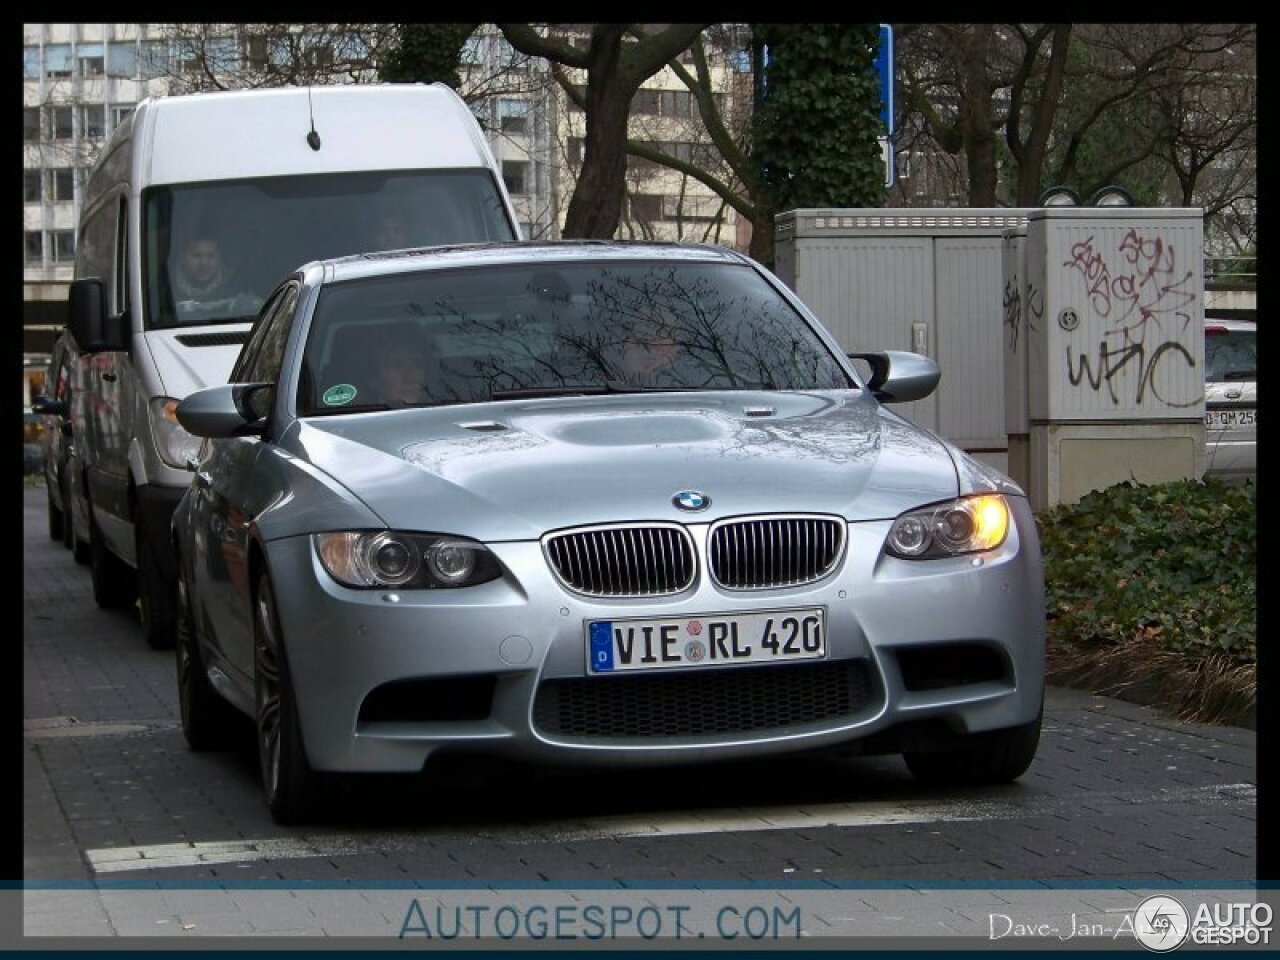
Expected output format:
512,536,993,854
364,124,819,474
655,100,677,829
173,240,1046,824
1203,318,1256,482
31,330,78,548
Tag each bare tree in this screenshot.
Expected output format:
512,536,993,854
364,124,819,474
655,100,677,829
495,23,710,238
893,22,1256,250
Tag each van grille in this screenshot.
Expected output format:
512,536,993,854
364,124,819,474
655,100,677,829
175,332,251,348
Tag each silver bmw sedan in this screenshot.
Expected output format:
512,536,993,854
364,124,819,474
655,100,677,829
172,241,1045,824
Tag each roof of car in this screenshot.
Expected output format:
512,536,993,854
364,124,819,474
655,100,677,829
308,240,752,285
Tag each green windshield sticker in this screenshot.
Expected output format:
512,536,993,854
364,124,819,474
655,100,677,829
322,384,358,406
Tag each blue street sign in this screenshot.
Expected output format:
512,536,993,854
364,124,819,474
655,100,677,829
877,23,894,134
877,24,895,187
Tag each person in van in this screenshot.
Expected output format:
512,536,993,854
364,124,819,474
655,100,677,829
172,234,236,306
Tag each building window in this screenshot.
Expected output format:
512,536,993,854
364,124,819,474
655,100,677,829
499,99,530,134
24,171,43,204
502,160,530,196
304,43,334,70
77,44,106,76
663,194,722,221
568,85,587,112
140,40,169,77
106,43,138,77
52,169,75,204
53,231,77,263
44,44,72,77
53,106,74,140
568,137,584,165
111,103,135,128
25,232,44,264
660,90,693,118
82,104,107,139
632,89,660,116
24,107,42,143
629,194,662,222
461,35,485,66
23,46,40,80
518,221,535,240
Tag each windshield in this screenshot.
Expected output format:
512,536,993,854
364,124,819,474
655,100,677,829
142,169,515,330
1204,327,1256,382
298,260,853,415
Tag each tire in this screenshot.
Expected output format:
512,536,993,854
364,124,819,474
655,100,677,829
137,516,177,651
254,571,325,825
903,709,1042,786
73,528,91,565
47,489,65,542
176,571,241,751
89,508,138,610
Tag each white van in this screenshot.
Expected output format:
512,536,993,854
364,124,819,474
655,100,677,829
66,83,521,650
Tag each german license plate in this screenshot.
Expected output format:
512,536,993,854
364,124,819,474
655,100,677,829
1206,409,1255,430
587,607,826,674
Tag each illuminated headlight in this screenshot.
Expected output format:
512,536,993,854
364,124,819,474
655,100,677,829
314,532,501,589
150,397,202,469
885,495,1010,559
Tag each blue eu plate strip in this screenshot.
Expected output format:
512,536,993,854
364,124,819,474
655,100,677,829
589,622,614,672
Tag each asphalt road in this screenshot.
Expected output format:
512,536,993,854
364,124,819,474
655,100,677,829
19,480,1264,946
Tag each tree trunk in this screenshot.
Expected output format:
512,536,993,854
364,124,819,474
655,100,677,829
564,65,632,237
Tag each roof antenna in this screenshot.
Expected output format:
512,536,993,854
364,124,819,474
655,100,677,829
305,87,321,151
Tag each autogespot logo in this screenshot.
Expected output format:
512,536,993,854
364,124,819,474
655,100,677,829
1133,896,1190,952
672,490,710,512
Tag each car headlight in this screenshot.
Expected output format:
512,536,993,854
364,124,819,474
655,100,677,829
150,397,203,469
313,531,502,589
885,494,1010,559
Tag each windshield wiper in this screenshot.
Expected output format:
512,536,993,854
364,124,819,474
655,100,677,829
489,385,613,400
603,381,696,394
306,402,392,416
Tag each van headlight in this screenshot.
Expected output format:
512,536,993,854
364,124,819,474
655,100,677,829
314,532,502,589
885,494,1010,559
150,397,203,469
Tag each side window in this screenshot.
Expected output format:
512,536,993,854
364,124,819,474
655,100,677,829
235,282,300,385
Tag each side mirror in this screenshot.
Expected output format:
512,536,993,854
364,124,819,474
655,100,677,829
848,350,941,403
176,383,273,439
67,278,130,354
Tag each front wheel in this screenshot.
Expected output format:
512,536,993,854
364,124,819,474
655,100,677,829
254,570,326,825
903,709,1042,786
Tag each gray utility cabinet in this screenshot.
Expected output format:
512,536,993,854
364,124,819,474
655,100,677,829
774,208,1031,475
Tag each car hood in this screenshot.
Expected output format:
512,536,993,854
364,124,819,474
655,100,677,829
290,391,961,542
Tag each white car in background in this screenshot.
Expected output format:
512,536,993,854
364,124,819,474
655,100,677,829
1203,318,1256,482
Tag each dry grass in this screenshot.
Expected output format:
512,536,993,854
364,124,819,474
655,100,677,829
1047,636,1255,728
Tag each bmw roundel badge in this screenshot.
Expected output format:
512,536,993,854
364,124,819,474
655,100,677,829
673,490,711,511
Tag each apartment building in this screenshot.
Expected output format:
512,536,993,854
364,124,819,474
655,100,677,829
21,22,744,401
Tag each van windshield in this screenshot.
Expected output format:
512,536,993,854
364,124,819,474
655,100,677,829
142,169,516,330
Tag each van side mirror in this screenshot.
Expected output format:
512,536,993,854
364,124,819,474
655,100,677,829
67,278,130,354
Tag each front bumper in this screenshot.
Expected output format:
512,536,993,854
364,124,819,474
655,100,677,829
266,499,1046,773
